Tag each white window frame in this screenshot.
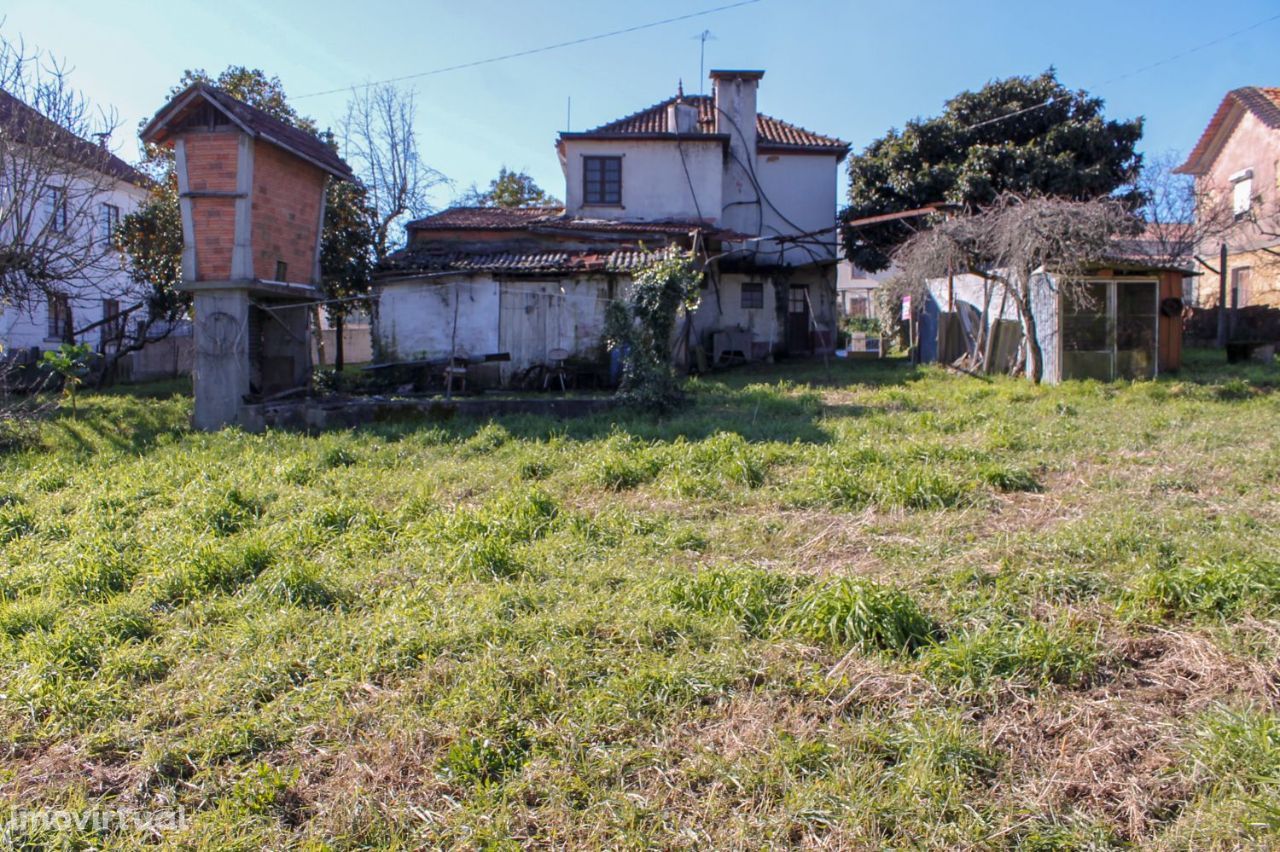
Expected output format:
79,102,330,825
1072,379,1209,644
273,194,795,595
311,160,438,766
1231,168,1254,219
47,186,68,232
100,202,120,249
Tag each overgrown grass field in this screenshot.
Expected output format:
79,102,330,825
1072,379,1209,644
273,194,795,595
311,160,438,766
1,352,1278,848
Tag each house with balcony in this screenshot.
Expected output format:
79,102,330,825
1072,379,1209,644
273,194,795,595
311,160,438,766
374,70,849,385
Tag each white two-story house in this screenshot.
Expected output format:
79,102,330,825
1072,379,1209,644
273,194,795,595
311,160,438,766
0,88,153,364
375,70,849,385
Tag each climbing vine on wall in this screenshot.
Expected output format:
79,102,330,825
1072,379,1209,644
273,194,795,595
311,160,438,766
604,249,703,413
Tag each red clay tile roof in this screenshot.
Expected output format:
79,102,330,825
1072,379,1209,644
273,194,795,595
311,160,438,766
407,207,746,239
141,83,353,180
383,245,679,275
405,206,563,231
0,88,149,186
565,94,848,153
1176,86,1280,175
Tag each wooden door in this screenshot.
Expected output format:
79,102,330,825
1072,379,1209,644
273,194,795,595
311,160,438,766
498,286,548,385
787,285,810,354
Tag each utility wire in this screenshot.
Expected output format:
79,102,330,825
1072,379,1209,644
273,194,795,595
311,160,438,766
294,0,763,99
951,11,1280,134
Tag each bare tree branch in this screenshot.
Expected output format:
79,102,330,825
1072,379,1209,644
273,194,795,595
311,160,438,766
0,31,133,311
339,83,447,262
894,193,1133,382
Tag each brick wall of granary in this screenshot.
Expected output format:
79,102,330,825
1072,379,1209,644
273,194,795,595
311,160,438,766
250,140,326,284
184,131,240,281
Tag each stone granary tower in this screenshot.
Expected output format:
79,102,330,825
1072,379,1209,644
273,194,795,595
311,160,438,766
141,84,353,429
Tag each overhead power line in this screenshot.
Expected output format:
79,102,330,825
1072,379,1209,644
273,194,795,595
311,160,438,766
952,11,1280,135
294,0,763,99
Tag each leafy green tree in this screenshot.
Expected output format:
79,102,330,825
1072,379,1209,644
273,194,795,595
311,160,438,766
463,167,561,208
319,179,376,370
841,70,1143,272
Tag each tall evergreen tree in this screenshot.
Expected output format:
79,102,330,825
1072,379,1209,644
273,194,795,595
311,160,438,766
841,70,1143,272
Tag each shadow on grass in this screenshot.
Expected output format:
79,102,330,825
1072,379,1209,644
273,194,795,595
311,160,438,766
1166,348,1279,395
363,357,927,446
45,393,191,456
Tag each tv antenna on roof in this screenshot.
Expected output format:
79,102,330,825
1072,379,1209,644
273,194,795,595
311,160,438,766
692,29,715,93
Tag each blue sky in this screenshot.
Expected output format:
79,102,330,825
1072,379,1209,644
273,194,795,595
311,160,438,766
6,1,1278,210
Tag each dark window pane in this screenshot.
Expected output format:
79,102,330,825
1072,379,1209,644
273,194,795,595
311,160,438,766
583,156,622,204
741,282,764,309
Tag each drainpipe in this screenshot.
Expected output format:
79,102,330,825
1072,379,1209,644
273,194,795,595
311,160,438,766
1216,242,1228,348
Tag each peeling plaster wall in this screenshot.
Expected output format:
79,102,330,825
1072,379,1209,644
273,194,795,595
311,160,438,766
690,268,836,357
690,273,783,357
562,139,724,222
752,153,841,266
377,277,501,363
376,275,617,384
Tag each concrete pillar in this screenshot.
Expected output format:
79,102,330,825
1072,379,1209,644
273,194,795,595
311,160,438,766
190,288,251,431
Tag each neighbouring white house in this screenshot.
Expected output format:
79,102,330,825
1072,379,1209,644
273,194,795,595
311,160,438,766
374,70,850,385
836,261,889,320
0,88,188,380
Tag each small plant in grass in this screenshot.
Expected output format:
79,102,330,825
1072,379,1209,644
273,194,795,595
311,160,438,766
1186,707,1280,791
1123,557,1280,620
203,487,265,535
919,620,1104,693
782,577,939,655
439,718,531,789
0,504,35,543
668,566,798,637
588,437,665,491
54,544,138,600
254,562,343,609
0,596,59,637
40,343,95,419
977,463,1040,493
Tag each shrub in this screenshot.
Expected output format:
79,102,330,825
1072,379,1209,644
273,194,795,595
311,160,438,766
782,577,939,655
603,249,702,413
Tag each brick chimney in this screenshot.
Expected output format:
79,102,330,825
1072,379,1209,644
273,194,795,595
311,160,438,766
710,69,764,233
